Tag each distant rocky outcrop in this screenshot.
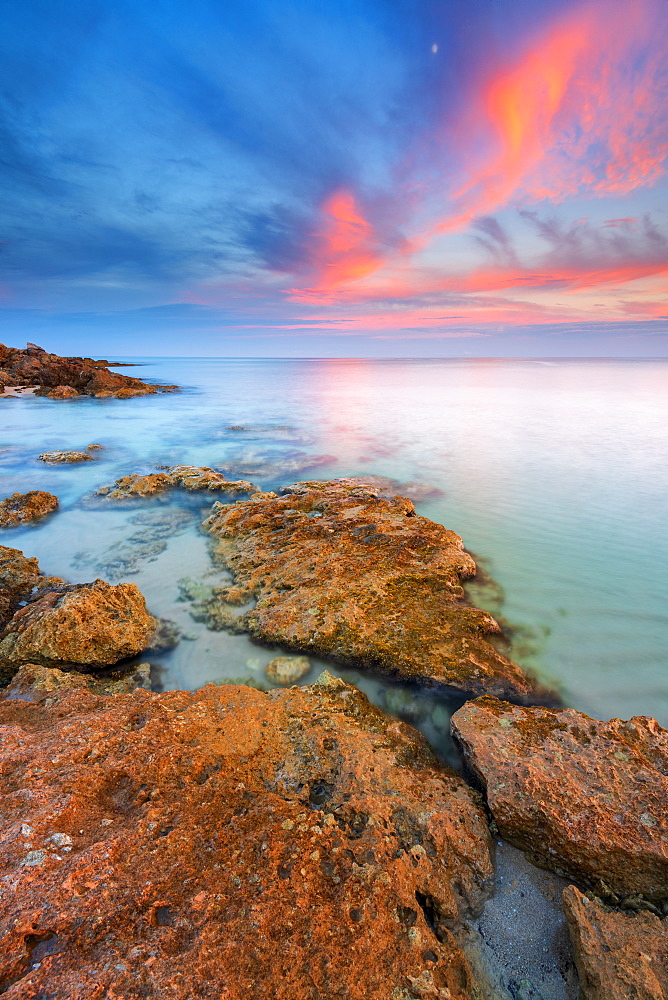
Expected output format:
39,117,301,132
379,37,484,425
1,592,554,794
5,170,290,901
563,885,668,1000
0,673,493,999
451,696,668,905
96,466,257,499
0,341,178,397
0,491,58,528
201,479,554,703
38,450,94,464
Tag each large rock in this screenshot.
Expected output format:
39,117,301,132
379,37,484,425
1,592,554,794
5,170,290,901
96,466,257,500
563,885,668,1000
0,579,158,683
0,675,494,999
0,546,63,629
202,480,552,702
4,661,152,700
451,697,668,904
0,341,178,397
0,492,58,528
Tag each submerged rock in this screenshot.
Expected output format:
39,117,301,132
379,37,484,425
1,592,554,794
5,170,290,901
38,450,94,464
563,885,668,1000
202,479,551,702
0,341,178,396
96,466,257,499
0,578,159,683
0,491,58,528
451,696,668,904
0,675,493,999
265,653,311,685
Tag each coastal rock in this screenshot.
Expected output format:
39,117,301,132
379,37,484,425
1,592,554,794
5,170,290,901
96,466,257,499
38,450,93,464
202,480,551,702
265,653,311,685
562,885,668,1000
4,661,152,700
0,491,58,528
451,696,668,903
0,341,178,397
42,385,80,399
0,546,63,630
0,579,158,683
0,675,493,1000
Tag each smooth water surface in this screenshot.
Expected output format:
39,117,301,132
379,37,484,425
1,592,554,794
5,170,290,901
2,357,667,731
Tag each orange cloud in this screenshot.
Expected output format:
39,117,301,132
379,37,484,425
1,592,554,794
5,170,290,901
290,190,385,299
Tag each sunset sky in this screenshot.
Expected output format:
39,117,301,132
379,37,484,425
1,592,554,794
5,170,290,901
2,0,667,356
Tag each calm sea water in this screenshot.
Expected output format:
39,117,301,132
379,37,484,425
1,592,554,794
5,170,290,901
2,357,667,741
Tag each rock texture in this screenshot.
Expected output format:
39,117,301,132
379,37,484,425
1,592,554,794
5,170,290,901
202,480,551,702
0,579,158,684
97,466,257,500
0,546,63,630
4,661,152,700
38,450,93,464
0,492,58,528
0,674,494,1000
0,341,177,397
451,697,668,904
563,885,668,1000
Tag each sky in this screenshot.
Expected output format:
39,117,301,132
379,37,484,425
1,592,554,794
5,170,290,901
1,0,667,357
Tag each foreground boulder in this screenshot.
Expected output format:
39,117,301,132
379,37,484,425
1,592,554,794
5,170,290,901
0,579,158,683
0,546,63,629
451,697,668,904
0,675,493,999
0,341,177,397
96,466,257,499
563,886,668,1000
0,492,58,528
202,480,552,702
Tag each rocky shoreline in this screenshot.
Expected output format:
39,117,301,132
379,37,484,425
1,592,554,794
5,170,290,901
0,342,178,398
0,468,666,999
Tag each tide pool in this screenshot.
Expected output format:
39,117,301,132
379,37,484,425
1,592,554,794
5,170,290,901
2,356,667,732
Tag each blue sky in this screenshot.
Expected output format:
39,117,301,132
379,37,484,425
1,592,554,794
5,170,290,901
1,0,666,356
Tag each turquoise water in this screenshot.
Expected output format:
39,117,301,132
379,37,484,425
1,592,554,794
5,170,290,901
2,357,667,732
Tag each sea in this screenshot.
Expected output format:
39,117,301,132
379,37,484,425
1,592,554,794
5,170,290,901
2,356,667,754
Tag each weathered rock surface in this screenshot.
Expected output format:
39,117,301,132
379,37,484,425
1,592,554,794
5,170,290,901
451,697,668,904
0,492,58,528
0,341,178,397
0,674,494,999
96,466,257,500
4,661,152,700
563,885,668,1000
202,480,551,702
265,653,311,685
0,546,63,630
38,450,93,464
0,579,158,683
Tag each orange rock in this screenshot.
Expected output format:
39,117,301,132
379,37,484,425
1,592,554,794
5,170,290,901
0,491,58,528
38,450,93,464
96,467,257,499
451,696,668,903
0,578,158,683
0,675,493,999
0,545,63,629
203,480,552,702
563,885,668,999
0,340,178,397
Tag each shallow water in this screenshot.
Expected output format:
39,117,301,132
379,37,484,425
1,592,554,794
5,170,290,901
2,357,667,734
